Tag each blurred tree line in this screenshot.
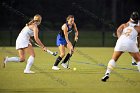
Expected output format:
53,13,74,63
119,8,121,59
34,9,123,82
0,0,139,31
0,0,139,47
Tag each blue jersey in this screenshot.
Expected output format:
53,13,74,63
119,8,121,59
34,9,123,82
56,22,73,46
59,22,73,38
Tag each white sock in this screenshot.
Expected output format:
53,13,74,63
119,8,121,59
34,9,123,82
132,57,136,63
105,59,116,75
7,57,20,62
24,56,34,72
137,62,140,72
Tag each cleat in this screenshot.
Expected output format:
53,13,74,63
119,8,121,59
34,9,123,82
3,56,8,68
101,73,109,82
24,70,35,74
61,63,68,68
132,62,137,66
52,66,60,70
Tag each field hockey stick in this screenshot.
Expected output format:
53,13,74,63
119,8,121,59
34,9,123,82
67,40,77,68
30,39,58,56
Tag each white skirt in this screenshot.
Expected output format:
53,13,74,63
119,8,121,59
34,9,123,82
16,37,29,50
114,39,139,53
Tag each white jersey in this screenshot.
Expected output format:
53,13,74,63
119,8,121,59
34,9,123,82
115,22,139,52
137,20,140,26
16,26,34,50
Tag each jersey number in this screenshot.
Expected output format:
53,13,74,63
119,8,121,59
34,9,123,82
124,29,132,37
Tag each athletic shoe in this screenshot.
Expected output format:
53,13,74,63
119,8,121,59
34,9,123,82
61,63,68,68
3,56,8,68
132,62,137,66
24,70,35,74
52,66,60,70
101,73,109,82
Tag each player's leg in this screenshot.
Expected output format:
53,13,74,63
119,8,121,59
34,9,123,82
132,39,138,65
24,44,35,73
129,52,140,72
3,49,25,68
61,41,75,68
61,44,72,68
102,51,123,82
52,45,65,70
131,57,137,65
18,49,26,62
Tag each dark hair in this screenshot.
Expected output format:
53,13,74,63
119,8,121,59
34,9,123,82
130,11,139,24
66,15,74,21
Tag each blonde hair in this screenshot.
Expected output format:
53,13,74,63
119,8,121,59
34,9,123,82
66,15,74,21
26,14,42,26
34,14,42,21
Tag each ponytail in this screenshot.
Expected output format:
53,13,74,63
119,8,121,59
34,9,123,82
26,19,35,26
26,14,42,26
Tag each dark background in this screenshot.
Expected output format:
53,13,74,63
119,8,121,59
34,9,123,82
0,0,140,47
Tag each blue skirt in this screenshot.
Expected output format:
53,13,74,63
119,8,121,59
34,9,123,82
56,34,67,46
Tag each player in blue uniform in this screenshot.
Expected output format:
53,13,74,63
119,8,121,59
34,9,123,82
52,15,79,70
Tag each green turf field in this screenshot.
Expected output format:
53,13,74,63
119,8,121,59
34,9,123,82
0,47,140,93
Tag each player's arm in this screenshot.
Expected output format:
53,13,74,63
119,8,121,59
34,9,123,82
137,34,140,48
33,25,45,48
62,24,73,49
116,24,125,38
73,22,79,42
62,24,71,43
137,27,140,48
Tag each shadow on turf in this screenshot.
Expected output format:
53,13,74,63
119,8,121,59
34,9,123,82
0,47,69,86
0,2,78,92
72,60,138,72
0,1,138,87
32,65,68,86
74,49,138,86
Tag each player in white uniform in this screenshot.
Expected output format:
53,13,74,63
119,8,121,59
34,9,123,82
101,12,140,82
131,20,140,65
3,14,47,74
